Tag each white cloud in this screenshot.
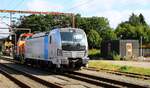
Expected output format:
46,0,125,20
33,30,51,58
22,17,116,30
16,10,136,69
95,11,130,28
26,0,64,11
71,0,150,28
25,0,150,28
95,10,150,28
96,10,150,28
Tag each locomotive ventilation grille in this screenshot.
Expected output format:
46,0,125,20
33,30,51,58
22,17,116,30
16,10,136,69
62,51,85,58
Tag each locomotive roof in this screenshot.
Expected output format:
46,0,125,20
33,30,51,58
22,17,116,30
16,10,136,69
60,28,84,33
31,32,47,38
28,28,85,39
20,33,33,37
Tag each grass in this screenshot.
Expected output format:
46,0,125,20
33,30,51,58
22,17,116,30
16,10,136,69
88,60,150,76
88,49,101,58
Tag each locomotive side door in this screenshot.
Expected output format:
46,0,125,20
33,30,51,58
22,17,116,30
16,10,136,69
49,33,55,58
49,35,52,58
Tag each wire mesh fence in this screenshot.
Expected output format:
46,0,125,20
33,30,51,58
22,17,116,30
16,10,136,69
142,49,150,57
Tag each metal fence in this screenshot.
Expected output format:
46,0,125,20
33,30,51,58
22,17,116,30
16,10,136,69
142,49,150,57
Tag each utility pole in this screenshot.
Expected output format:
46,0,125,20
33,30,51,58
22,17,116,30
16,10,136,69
72,14,75,28
9,12,17,57
140,36,143,57
9,13,12,40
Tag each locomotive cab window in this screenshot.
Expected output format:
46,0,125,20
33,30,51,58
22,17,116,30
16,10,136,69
60,30,87,51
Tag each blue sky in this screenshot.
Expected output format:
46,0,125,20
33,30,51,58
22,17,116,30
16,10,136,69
0,0,150,38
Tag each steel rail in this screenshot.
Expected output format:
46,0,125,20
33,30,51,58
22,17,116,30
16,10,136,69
1,56,148,88
0,68,30,88
0,62,63,88
84,67,150,80
68,71,148,88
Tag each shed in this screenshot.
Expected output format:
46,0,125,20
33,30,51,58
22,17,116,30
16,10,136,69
101,40,139,58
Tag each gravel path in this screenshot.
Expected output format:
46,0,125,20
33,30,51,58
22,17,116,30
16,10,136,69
78,69,150,87
0,74,20,88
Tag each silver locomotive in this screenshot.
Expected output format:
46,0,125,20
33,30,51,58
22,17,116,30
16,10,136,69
24,28,89,69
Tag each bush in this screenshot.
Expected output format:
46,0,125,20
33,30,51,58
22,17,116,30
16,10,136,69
119,66,129,72
113,54,121,60
88,30,102,48
88,49,101,59
109,51,121,60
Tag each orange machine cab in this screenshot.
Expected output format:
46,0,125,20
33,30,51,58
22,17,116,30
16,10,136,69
17,33,33,56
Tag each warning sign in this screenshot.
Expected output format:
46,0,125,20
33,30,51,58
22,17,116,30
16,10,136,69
126,43,132,56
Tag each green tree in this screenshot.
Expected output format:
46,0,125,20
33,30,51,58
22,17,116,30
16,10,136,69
15,14,114,48
76,15,113,45
15,14,72,32
87,30,102,48
115,13,150,43
100,27,117,41
76,16,110,34
139,13,147,25
115,23,135,39
129,13,140,25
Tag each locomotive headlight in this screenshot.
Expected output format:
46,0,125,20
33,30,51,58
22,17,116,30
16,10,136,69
57,49,62,56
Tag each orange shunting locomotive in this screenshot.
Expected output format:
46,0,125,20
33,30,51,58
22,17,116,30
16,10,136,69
17,33,33,57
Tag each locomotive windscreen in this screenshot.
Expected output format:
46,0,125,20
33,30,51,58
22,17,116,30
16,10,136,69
60,29,86,51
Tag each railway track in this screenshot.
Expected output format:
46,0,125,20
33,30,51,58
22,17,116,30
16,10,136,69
84,67,150,80
0,57,103,88
0,67,30,88
0,56,149,88
0,62,63,88
61,71,148,88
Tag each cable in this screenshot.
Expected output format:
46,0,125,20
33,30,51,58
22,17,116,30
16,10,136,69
4,0,25,32
0,0,25,39
12,0,25,10
0,16,18,19
0,17,11,28
2,0,16,27
0,18,11,38
64,0,92,12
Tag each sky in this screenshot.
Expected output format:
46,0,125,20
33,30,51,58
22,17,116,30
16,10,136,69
0,0,150,38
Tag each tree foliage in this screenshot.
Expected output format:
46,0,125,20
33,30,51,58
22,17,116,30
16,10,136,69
100,27,117,41
14,13,150,48
16,14,72,32
76,15,110,34
15,14,113,49
87,30,102,48
115,13,150,43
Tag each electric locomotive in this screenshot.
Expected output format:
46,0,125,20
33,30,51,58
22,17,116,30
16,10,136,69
16,28,89,70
